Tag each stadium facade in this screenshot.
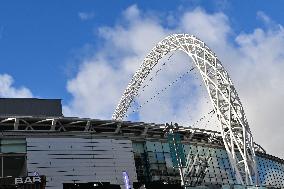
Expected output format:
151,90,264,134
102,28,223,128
0,98,283,189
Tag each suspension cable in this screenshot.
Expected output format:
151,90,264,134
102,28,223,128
190,109,215,128
138,53,174,96
125,66,196,118
126,53,174,117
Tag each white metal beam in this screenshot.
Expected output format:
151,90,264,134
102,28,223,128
112,34,259,185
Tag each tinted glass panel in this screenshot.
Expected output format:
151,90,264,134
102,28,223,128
3,156,26,177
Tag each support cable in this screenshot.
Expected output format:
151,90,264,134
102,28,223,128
125,67,195,118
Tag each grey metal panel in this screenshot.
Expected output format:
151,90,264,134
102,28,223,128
0,98,62,117
27,137,137,189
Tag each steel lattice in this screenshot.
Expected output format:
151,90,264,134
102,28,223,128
112,34,259,185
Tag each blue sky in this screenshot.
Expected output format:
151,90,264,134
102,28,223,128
0,1,283,101
0,1,284,157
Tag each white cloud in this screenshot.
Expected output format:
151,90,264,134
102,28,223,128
65,59,130,119
65,6,284,158
66,5,170,119
232,27,284,158
180,8,230,46
0,74,33,98
78,12,95,21
123,4,140,21
257,11,271,25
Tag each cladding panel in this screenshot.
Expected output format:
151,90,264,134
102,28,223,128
27,138,137,189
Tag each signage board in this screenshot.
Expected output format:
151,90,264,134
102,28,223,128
15,176,41,185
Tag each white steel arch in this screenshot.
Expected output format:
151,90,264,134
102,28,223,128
112,34,259,185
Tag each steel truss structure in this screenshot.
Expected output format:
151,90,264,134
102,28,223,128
184,149,212,186
0,116,227,148
112,34,259,185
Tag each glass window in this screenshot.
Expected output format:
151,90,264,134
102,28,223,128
145,142,156,152
156,152,165,163
190,145,198,155
133,142,144,153
164,153,173,168
1,139,26,153
149,163,158,170
3,155,26,177
162,143,170,153
153,142,163,152
183,144,190,154
147,152,157,163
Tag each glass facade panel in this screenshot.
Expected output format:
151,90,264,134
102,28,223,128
153,142,163,152
0,139,27,179
156,152,165,163
145,141,156,152
132,141,284,187
164,153,173,168
256,156,284,187
148,152,157,164
1,139,26,153
162,143,170,153
3,156,26,177
133,142,144,153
